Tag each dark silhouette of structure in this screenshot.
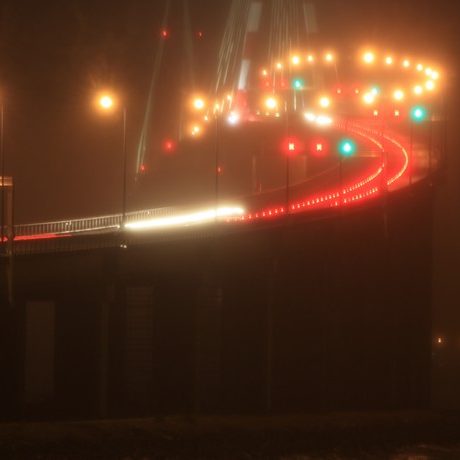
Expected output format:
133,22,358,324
1,181,433,420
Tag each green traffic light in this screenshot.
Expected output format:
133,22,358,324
292,78,305,90
410,106,428,123
338,138,357,157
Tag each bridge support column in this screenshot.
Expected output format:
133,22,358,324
1,177,13,307
98,294,112,418
194,275,223,413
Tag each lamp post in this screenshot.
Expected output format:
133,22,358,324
1,103,4,249
378,107,388,195
122,106,127,227
97,94,128,228
409,105,429,186
285,100,291,214
215,114,220,211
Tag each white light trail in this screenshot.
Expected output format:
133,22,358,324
316,115,333,126
304,111,333,127
125,206,245,231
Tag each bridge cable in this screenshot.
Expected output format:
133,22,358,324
135,0,171,175
177,0,196,141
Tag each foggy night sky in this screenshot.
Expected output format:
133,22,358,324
0,0,458,410
0,0,458,223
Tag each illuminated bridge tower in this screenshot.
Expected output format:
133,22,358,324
215,0,319,114
136,0,320,175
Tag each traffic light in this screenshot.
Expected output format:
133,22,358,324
292,77,305,90
410,106,428,123
310,138,330,158
162,139,177,153
338,138,357,157
282,137,303,155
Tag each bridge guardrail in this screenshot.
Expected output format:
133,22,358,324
13,206,176,238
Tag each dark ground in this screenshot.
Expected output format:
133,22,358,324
1,411,460,459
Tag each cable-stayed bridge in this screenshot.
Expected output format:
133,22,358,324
0,0,446,255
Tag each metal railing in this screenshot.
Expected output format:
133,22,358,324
13,206,176,238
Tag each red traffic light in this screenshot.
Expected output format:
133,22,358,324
310,138,330,158
162,138,177,153
281,137,304,155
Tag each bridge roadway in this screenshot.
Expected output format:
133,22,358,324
5,120,435,255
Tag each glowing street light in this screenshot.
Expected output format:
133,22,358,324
363,51,376,64
385,56,394,65
319,96,331,109
363,92,376,105
99,95,114,110
425,80,436,91
393,89,405,102
413,85,424,96
191,124,203,137
325,52,334,63
291,55,301,66
193,97,206,111
265,96,278,111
